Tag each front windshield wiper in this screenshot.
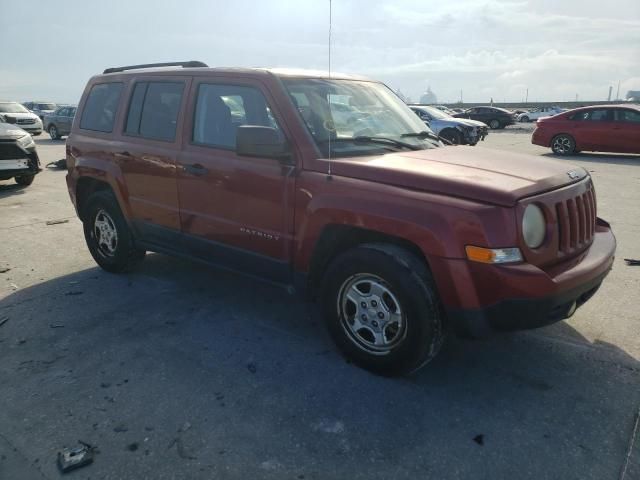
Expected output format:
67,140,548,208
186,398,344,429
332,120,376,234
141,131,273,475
401,130,451,145
352,135,422,151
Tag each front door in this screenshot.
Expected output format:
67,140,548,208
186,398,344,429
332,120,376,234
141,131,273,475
612,108,640,153
176,79,296,282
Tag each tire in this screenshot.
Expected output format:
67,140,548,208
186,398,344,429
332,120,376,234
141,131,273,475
438,129,463,145
320,244,445,376
551,134,576,155
83,190,146,273
488,119,501,129
48,124,60,140
520,116,530,123
15,175,35,186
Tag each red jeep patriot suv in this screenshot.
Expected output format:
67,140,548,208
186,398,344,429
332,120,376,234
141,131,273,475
66,61,616,375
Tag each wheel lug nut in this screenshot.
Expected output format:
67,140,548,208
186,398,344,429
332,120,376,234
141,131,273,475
372,321,379,328
361,314,367,322
371,300,377,307
377,312,384,319
361,302,367,308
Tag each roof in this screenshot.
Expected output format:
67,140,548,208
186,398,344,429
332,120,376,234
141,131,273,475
98,65,373,82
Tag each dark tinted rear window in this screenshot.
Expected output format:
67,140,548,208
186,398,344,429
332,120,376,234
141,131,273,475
80,83,123,132
125,82,184,142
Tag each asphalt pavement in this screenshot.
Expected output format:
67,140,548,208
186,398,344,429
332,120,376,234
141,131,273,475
0,130,638,479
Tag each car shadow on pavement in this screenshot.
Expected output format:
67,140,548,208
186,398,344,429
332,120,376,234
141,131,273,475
0,253,638,479
541,152,640,166
0,182,28,199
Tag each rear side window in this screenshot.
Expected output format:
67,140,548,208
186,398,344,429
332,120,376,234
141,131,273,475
615,109,640,123
80,82,123,132
125,82,184,142
192,84,281,149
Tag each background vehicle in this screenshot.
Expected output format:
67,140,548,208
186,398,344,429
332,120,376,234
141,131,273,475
0,102,43,135
453,106,515,129
532,104,640,155
0,121,41,186
43,105,76,140
66,62,615,375
410,105,488,145
518,106,565,123
22,101,57,120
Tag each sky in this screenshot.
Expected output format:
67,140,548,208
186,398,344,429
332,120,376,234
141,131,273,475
1,0,639,104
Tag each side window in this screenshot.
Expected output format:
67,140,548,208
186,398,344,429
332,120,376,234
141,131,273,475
586,109,611,122
69,107,77,117
80,82,124,133
615,109,640,123
125,82,184,142
570,111,589,121
58,108,69,117
193,84,281,149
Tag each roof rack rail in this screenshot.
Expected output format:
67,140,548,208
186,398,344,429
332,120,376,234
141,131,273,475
103,61,208,74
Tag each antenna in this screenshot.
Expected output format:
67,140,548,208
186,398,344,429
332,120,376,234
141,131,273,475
326,0,333,180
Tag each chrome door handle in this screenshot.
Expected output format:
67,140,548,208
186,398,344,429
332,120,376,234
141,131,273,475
183,163,208,176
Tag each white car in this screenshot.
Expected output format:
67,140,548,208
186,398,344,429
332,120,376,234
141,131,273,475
517,106,566,123
0,102,43,135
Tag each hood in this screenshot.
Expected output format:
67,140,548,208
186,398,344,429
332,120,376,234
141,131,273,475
327,147,588,206
449,118,487,128
0,122,29,139
3,112,39,120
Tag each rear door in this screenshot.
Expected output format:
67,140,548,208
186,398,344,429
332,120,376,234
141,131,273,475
612,109,640,153
176,78,296,282
117,77,190,242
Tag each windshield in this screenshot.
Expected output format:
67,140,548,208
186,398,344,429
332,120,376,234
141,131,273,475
283,78,438,157
421,106,450,120
37,103,56,110
0,102,29,113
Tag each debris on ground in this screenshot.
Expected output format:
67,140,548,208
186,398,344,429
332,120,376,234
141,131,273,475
46,159,68,169
624,258,640,266
9,283,18,290
65,291,84,296
168,437,197,460
46,219,70,226
247,362,257,374
473,434,485,446
0,267,10,273
126,442,139,452
0,317,9,327
57,441,95,473
113,424,128,433
49,323,65,329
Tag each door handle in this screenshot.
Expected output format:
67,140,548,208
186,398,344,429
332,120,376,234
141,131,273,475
183,163,208,176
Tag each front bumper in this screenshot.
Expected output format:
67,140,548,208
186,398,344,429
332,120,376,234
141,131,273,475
435,224,616,337
0,144,41,180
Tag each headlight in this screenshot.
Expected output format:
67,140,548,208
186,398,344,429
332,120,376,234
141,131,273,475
522,204,546,249
17,134,35,149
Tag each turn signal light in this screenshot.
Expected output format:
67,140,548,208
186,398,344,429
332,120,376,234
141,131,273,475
465,246,523,264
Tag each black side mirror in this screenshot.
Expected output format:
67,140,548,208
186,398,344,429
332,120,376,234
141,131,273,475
236,125,292,164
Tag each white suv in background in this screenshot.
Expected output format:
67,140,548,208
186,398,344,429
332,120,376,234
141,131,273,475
517,106,566,123
0,102,43,135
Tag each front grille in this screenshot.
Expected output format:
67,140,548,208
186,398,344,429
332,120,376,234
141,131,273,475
0,143,26,161
555,184,596,255
16,118,36,125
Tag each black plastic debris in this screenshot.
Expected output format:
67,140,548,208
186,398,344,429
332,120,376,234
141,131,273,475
0,317,9,327
473,434,485,446
57,441,95,473
46,219,70,226
624,258,640,266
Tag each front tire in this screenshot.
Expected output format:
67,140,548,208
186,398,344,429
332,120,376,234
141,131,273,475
320,244,445,376
551,134,576,155
520,116,530,123
15,175,35,186
48,125,60,140
438,129,463,145
488,119,501,129
83,191,146,273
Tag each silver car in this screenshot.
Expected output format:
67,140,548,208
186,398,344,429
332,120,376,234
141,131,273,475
410,105,488,145
0,102,43,136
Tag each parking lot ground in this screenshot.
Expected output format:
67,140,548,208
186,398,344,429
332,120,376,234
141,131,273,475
1,133,639,479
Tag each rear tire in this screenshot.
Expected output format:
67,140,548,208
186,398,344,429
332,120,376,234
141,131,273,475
83,190,146,273
320,244,445,376
551,134,576,155
520,115,530,122
15,175,35,186
488,119,501,129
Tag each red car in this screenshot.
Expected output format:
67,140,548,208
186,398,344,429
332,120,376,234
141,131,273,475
532,104,640,155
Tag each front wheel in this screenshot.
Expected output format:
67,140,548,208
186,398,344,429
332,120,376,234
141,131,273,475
15,175,35,186
551,134,576,155
320,244,445,376
83,191,146,273
438,129,463,145
488,119,501,129
48,125,60,140
520,116,530,122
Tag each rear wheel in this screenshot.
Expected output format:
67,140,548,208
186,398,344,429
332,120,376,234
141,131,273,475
488,119,501,129
83,191,145,273
520,115,530,122
320,244,445,376
438,129,463,145
15,175,35,186
551,134,576,155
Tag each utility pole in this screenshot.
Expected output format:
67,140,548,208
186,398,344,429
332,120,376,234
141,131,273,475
460,89,463,103
608,86,613,102
525,88,528,104
616,80,621,101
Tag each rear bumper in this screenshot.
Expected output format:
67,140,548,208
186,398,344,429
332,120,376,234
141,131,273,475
531,127,552,147
434,223,616,337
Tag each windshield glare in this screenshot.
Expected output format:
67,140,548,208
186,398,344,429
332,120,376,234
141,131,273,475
0,103,29,114
421,106,450,120
37,103,56,110
283,78,437,157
